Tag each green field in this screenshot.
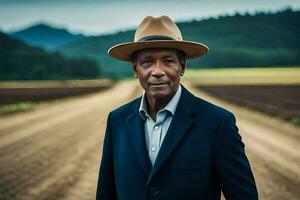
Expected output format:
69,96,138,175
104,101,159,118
183,67,300,85
0,102,39,115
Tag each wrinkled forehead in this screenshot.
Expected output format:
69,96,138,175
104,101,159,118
132,48,182,61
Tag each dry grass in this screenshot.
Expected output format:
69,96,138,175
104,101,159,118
183,67,300,85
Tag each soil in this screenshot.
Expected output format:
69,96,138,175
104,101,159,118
196,85,300,122
0,81,299,200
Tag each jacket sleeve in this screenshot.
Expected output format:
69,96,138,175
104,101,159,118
96,113,118,200
214,113,258,200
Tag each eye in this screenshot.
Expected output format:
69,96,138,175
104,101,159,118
141,59,152,65
164,58,174,64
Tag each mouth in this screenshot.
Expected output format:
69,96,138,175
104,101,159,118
149,82,168,87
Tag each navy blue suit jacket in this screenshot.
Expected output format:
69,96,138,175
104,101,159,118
96,85,258,200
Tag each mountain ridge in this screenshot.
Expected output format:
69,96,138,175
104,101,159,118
57,9,300,78
6,8,300,78
10,23,86,50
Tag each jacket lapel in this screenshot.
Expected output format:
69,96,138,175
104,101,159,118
126,99,152,178
147,86,196,185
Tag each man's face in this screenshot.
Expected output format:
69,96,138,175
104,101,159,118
132,48,185,101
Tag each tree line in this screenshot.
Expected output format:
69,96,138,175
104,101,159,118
58,8,300,78
0,32,100,80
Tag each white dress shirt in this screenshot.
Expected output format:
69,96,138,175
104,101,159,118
139,85,182,165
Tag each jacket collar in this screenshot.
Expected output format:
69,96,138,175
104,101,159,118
139,85,182,120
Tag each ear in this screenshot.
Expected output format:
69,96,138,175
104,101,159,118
180,60,186,76
132,62,138,78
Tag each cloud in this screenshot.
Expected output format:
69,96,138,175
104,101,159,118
0,0,299,35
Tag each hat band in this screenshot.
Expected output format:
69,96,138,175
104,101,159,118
138,35,175,42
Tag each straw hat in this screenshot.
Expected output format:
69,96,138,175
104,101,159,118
108,15,208,62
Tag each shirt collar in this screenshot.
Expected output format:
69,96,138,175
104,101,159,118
139,85,182,120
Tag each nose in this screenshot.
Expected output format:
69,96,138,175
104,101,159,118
151,61,165,78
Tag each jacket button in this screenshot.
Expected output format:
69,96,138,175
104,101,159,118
150,187,159,195
152,189,159,195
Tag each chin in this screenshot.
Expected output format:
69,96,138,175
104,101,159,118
149,89,172,99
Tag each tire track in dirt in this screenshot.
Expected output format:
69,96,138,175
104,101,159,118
0,81,142,200
0,95,95,135
0,111,99,199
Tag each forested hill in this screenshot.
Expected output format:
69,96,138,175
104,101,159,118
178,9,300,68
57,8,300,78
0,32,100,80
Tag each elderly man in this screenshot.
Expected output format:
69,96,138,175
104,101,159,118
96,16,258,200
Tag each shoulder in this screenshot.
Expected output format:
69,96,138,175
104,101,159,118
108,96,141,122
195,95,233,118
182,86,234,121
194,95,237,130
184,88,239,143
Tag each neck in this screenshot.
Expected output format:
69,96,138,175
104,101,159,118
146,93,173,121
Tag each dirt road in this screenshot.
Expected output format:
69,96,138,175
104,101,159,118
0,81,141,200
0,81,299,199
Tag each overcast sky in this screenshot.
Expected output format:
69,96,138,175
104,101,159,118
1,0,299,35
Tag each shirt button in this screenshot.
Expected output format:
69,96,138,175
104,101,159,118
151,146,156,152
154,125,159,130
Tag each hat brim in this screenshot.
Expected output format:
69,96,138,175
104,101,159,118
108,40,209,62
